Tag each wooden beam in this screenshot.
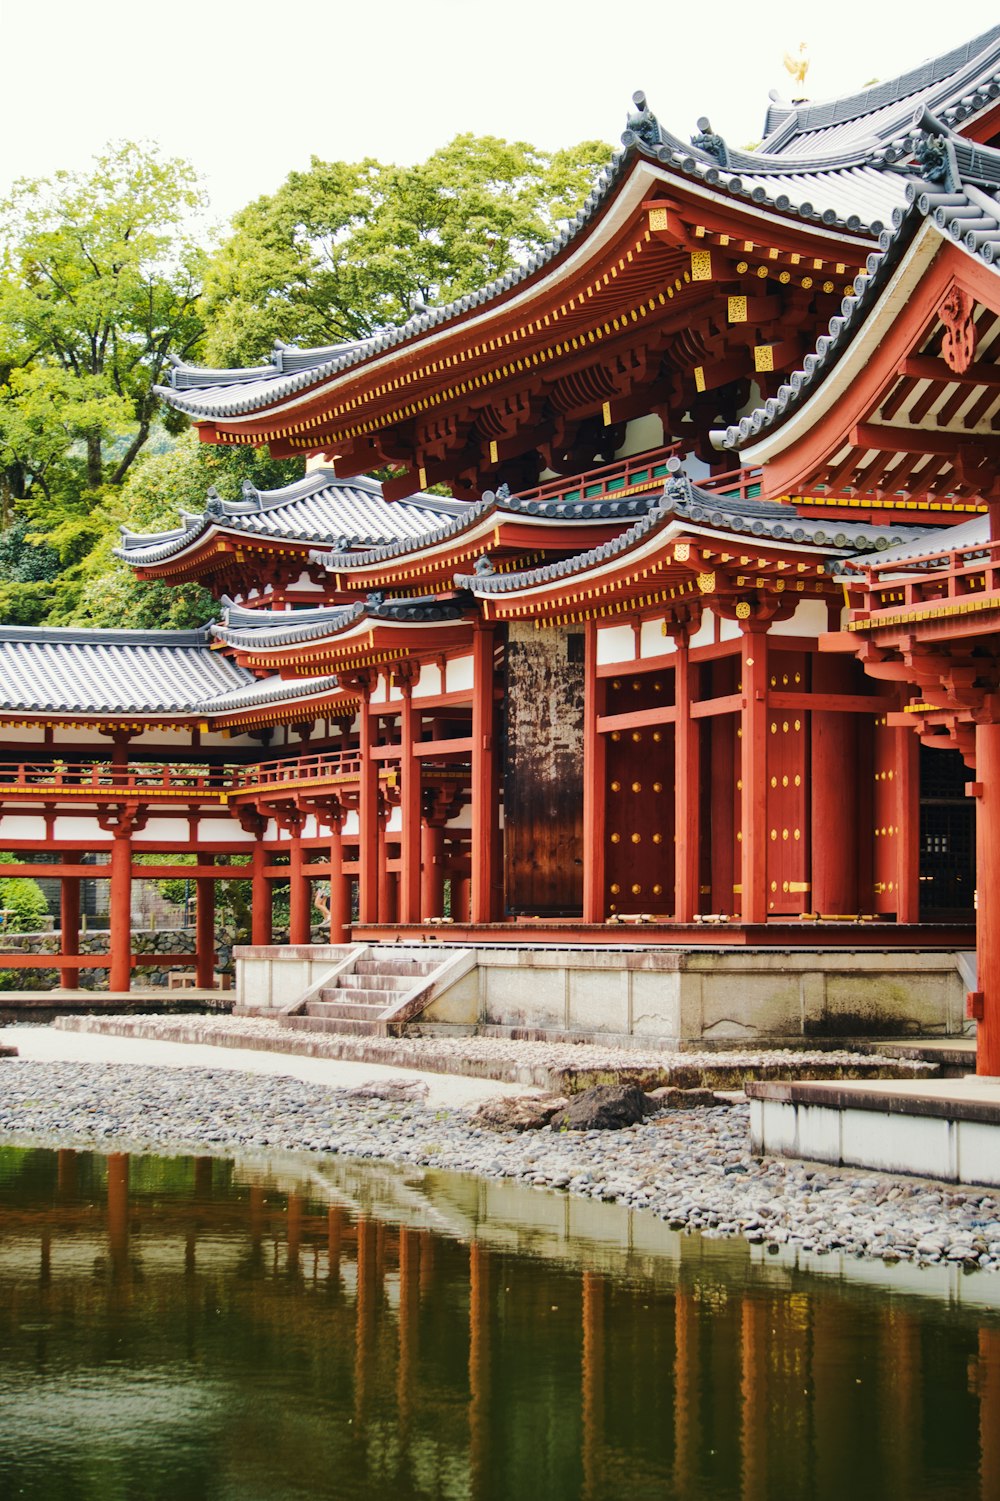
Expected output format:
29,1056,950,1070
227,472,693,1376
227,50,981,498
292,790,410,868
901,355,1000,389
851,423,1000,459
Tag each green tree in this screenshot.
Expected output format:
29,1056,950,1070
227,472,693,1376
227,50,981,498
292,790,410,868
0,141,207,516
0,852,49,932
66,431,302,628
202,133,615,366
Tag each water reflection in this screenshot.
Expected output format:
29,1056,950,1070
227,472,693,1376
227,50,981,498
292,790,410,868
0,1143,997,1501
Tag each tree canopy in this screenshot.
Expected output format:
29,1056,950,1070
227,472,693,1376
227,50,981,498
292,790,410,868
0,130,614,630
0,141,207,515
201,133,615,366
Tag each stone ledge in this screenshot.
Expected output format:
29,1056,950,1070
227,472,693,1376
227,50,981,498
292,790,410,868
748,1078,1000,1126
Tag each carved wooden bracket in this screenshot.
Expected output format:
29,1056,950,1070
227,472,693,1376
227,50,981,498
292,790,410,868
940,285,976,374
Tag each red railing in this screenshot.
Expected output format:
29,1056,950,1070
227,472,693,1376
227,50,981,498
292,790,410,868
853,538,999,626
228,750,363,791
0,761,233,796
513,443,684,508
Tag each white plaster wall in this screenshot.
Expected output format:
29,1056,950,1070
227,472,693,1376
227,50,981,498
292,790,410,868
770,598,829,639
53,816,109,843
0,816,47,840
688,609,715,649
719,616,740,642
341,811,359,837
384,807,402,833
614,414,663,459
414,664,442,699
198,821,255,843
640,619,674,657
447,655,474,693
136,818,191,844
597,625,635,665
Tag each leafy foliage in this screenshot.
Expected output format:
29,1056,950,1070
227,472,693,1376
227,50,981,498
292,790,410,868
0,852,49,932
202,134,614,365
0,141,207,515
67,431,302,628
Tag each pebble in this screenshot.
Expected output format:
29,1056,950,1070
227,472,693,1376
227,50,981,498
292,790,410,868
0,1056,996,1277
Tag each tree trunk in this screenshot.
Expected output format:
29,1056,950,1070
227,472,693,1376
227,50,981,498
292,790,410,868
86,433,103,489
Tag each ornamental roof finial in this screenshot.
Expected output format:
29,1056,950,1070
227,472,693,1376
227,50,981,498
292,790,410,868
782,41,810,94
625,90,662,149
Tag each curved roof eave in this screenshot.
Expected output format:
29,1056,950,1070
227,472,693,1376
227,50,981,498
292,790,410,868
156,142,901,429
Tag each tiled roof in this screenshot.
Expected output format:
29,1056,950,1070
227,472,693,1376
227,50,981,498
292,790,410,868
455,472,925,595
760,26,1000,158
115,470,466,567
719,127,1000,455
310,481,660,573
211,595,467,651
0,624,341,717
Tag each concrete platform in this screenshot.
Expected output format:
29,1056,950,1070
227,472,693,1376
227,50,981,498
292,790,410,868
0,989,233,1024
748,1075,1000,1188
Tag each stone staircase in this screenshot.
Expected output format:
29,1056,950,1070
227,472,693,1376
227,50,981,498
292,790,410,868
283,949,448,1037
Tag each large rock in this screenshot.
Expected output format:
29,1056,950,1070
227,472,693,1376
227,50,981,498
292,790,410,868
473,1094,568,1133
646,1086,723,1111
550,1083,654,1132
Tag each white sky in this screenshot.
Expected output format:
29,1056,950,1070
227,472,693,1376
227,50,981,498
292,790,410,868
2,1,998,230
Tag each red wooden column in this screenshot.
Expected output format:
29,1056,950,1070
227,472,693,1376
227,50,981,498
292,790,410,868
582,620,606,923
399,684,422,924
739,621,769,924
60,851,81,991
673,631,700,922
109,825,132,993
471,625,497,924
250,836,272,946
810,656,859,914
358,688,379,924
195,851,215,988
329,807,349,943
975,722,1000,1075
420,821,444,921
895,726,920,924
288,824,311,944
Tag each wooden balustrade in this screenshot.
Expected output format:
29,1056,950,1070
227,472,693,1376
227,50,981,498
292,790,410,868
856,539,1000,623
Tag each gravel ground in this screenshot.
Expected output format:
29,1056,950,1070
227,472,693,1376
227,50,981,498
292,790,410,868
1,1054,998,1275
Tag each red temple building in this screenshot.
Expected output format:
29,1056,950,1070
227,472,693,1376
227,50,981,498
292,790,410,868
3,27,1000,1069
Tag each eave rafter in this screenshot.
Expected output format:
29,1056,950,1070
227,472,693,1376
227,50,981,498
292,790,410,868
476,530,836,628
199,179,873,497
757,239,1000,506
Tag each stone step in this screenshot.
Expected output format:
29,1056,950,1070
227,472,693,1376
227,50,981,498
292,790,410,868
320,985,402,1007
332,972,413,992
306,1000,385,1022
283,1014,381,1037
354,957,438,978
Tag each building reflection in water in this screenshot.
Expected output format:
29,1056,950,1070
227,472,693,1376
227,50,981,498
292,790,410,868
0,1145,997,1501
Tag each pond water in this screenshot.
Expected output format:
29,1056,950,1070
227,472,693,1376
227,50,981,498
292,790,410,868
0,1144,998,1501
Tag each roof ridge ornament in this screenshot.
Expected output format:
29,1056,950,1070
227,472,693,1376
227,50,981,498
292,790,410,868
911,107,957,189
624,90,662,149
691,117,729,168
204,486,225,518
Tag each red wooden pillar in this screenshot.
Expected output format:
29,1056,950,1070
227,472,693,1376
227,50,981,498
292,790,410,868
358,691,379,924
195,852,215,988
420,821,444,920
810,656,859,914
60,851,81,991
975,722,1000,1076
109,826,132,993
673,635,700,922
329,810,349,943
377,833,397,925
895,727,920,924
399,686,422,924
739,622,769,924
582,620,606,923
288,827,311,944
471,625,497,924
251,837,272,946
